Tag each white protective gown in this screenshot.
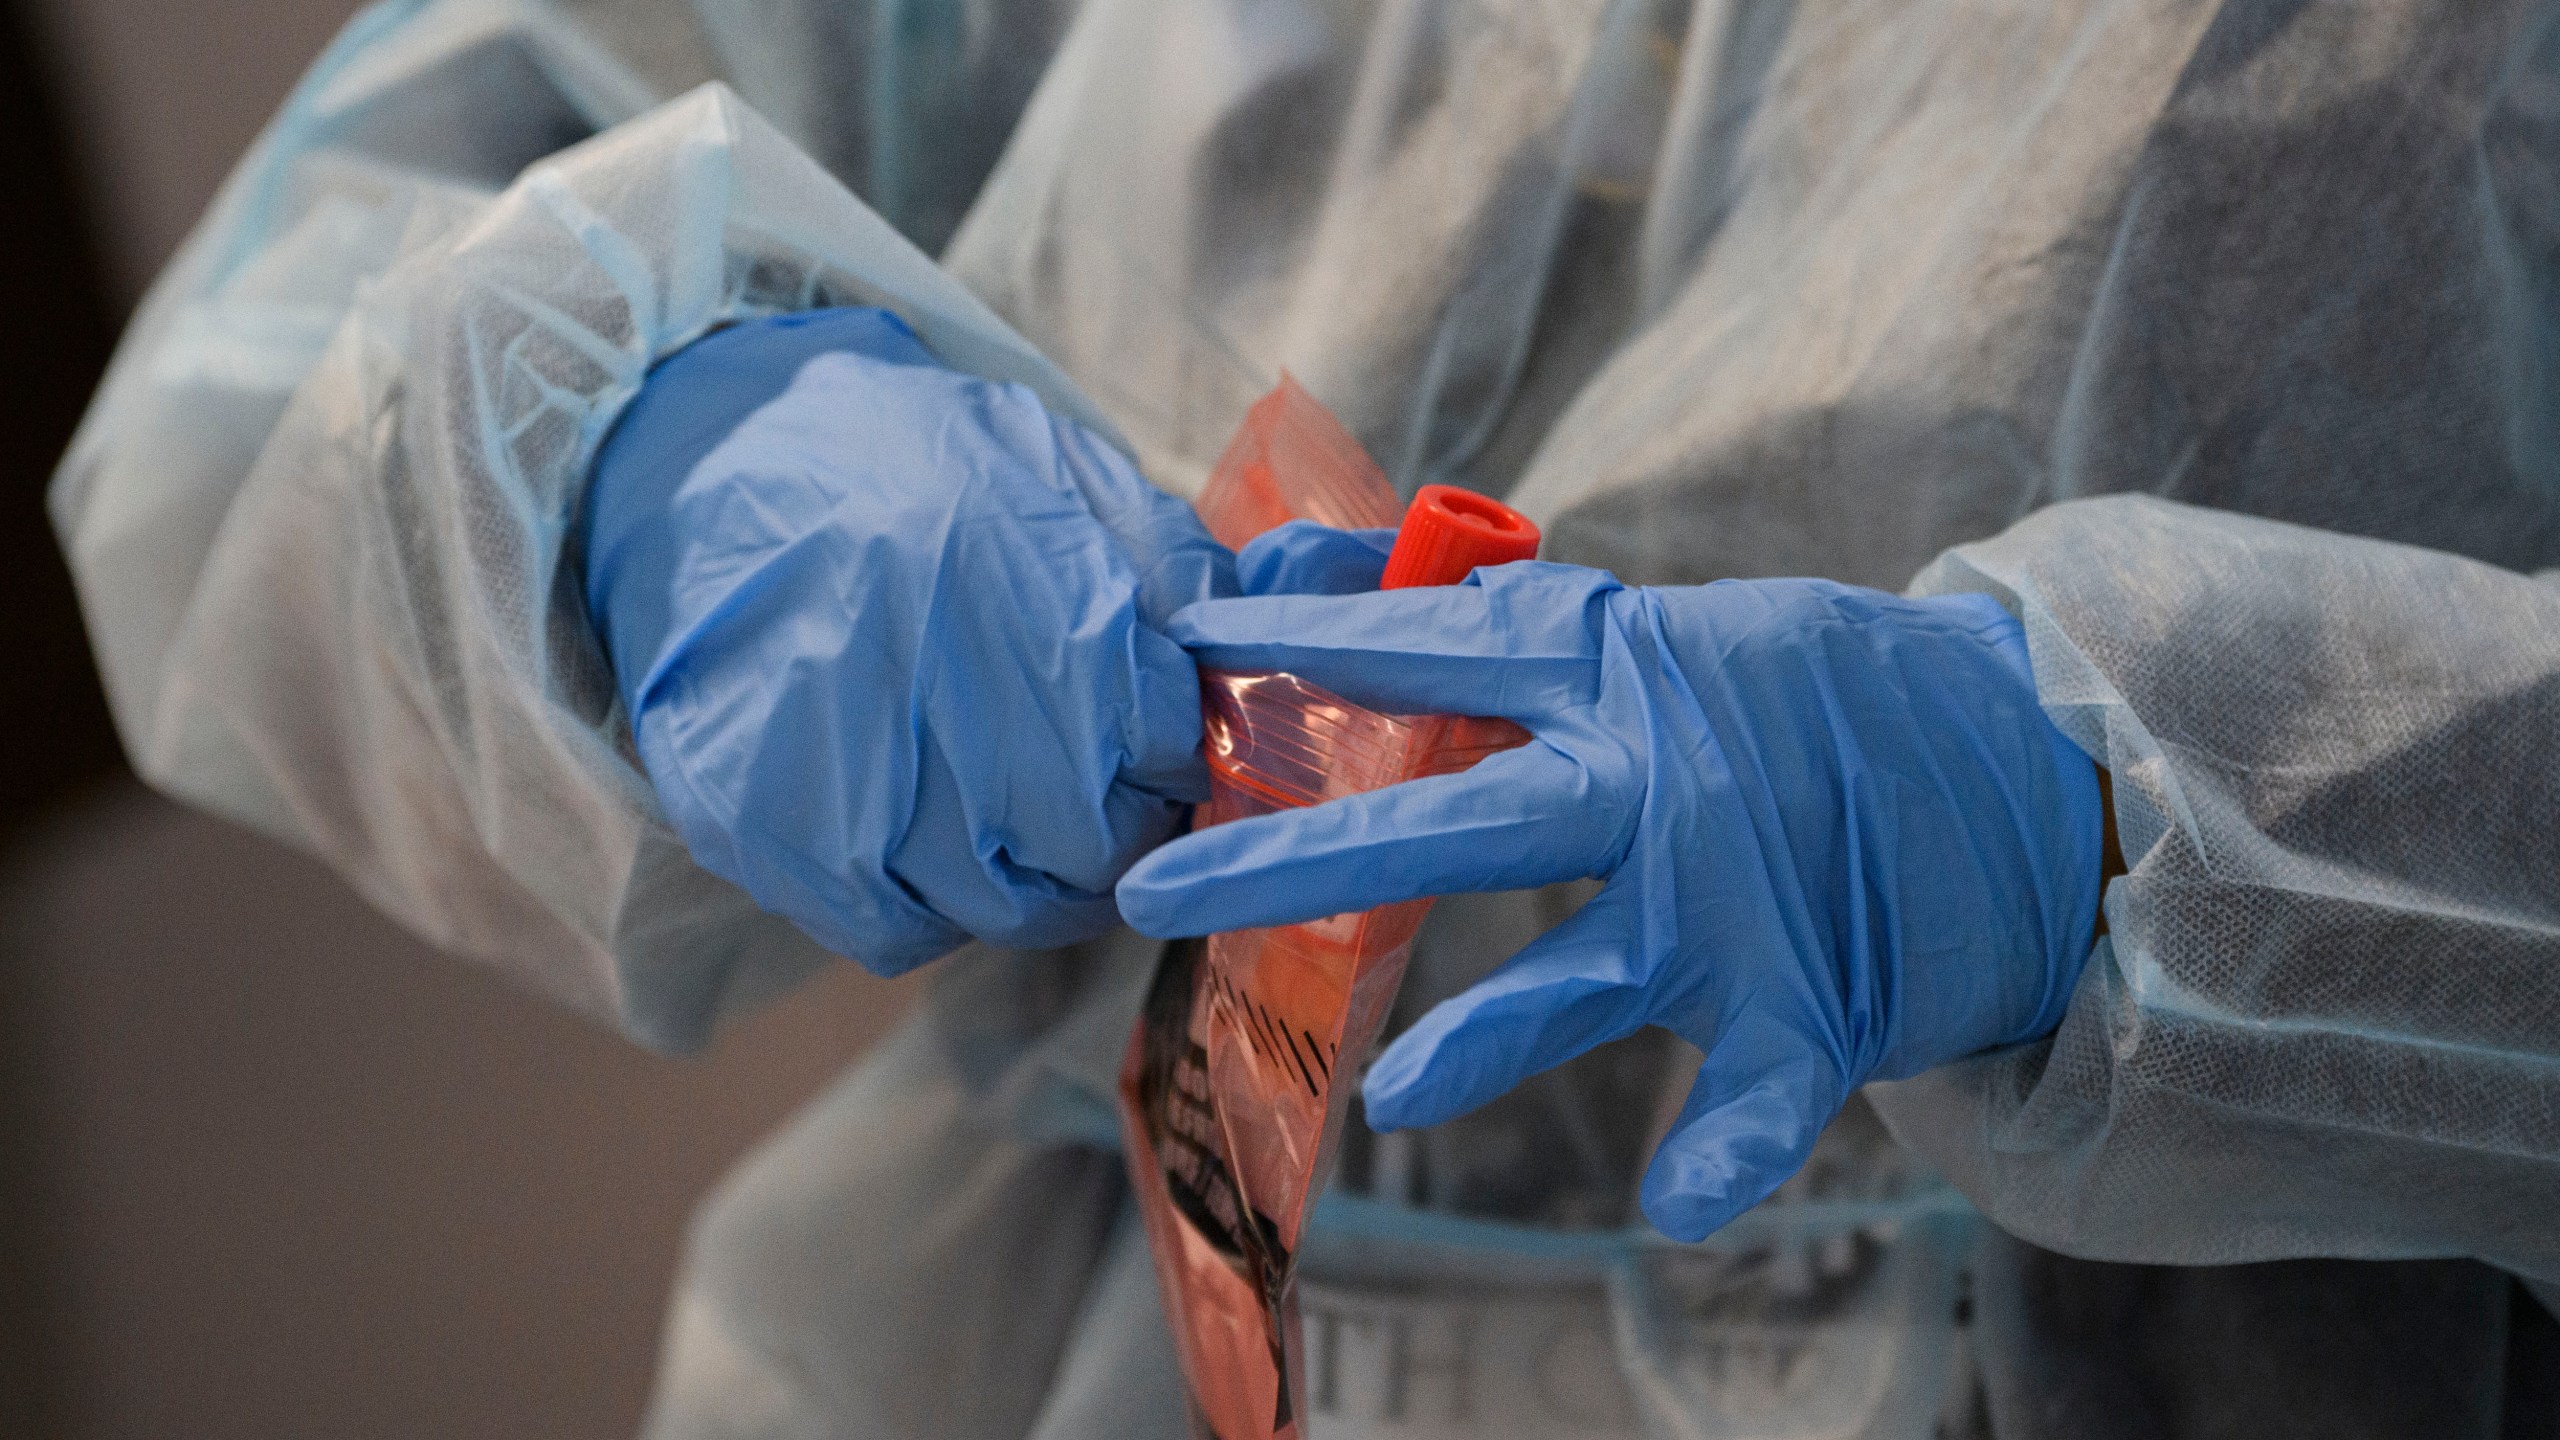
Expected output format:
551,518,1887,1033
51,0,2560,1435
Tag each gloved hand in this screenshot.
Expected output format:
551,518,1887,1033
584,307,1234,976
1116,562,2105,1240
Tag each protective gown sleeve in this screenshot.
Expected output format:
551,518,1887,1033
48,0,1111,1051
1868,494,2560,1282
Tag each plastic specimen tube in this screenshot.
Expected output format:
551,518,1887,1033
1117,379,1540,1440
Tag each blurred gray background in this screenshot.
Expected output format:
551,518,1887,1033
0,2,922,1435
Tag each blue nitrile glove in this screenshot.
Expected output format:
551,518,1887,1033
584,307,1235,976
1235,520,1396,597
1116,563,2105,1241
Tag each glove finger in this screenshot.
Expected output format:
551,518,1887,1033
1361,883,1653,1131
1115,625,1215,804
1162,562,1618,723
1114,740,1621,937
1236,521,1397,597
1638,1023,1848,1243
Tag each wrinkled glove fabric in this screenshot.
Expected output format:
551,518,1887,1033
587,307,1233,974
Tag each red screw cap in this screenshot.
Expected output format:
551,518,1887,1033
1379,484,1543,590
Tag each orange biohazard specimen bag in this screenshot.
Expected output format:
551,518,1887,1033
1116,377,1540,1440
